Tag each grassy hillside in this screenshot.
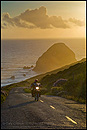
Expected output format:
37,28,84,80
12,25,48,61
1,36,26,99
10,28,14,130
25,58,86,84
40,60,86,103
1,58,86,104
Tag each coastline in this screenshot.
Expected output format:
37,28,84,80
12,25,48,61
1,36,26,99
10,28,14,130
1,71,45,104
1,58,86,104
1,67,40,88
1,38,86,89
1,74,38,88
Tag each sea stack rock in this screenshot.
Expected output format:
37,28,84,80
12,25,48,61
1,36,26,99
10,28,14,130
10,76,15,80
33,43,77,73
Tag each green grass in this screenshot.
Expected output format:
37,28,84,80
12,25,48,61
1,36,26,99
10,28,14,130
1,58,86,104
40,60,86,104
1,94,7,104
61,95,86,104
23,88,31,93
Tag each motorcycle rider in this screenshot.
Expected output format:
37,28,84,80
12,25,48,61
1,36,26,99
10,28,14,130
30,79,41,97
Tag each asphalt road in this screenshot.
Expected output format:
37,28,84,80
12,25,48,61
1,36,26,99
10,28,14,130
1,87,86,129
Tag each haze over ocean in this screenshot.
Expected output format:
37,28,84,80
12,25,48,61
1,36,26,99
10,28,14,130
1,38,86,87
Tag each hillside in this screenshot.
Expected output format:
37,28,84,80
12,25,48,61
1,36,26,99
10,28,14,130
40,59,86,103
33,43,77,73
1,58,86,104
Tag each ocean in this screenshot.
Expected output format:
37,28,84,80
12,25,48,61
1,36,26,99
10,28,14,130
1,38,86,87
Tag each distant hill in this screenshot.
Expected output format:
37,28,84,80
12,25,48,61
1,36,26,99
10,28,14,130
1,58,86,104
33,43,77,73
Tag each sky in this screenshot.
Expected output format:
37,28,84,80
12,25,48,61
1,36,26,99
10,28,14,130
1,1,86,39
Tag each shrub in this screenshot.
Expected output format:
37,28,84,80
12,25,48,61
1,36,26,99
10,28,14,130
51,87,63,95
1,94,6,104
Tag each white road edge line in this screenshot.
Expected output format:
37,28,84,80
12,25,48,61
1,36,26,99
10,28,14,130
65,116,77,124
40,100,44,102
50,105,55,109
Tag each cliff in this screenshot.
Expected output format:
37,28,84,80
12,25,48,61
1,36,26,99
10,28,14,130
33,43,77,73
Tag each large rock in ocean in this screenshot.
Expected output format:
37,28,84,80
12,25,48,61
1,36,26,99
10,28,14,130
33,43,77,73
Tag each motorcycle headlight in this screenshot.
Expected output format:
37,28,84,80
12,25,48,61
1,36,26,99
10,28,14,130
36,87,39,90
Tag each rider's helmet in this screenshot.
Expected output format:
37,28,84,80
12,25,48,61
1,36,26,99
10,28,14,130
35,79,38,82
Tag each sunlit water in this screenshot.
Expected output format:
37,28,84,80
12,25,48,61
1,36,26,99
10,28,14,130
1,38,86,87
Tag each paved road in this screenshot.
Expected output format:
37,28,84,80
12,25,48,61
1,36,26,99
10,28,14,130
1,87,86,129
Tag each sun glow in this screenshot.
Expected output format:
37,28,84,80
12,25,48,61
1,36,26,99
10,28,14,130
1,1,86,39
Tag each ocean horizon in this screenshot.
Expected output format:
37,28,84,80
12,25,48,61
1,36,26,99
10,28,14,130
1,38,86,87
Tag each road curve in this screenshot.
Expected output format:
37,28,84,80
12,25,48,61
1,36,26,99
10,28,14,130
1,87,86,129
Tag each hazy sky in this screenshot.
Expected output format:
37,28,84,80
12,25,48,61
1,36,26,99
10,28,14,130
1,1,86,39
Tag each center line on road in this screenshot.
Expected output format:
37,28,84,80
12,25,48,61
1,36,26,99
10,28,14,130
65,116,77,124
50,105,55,109
40,100,44,102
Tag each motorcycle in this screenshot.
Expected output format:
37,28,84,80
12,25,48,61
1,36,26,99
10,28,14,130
34,86,40,101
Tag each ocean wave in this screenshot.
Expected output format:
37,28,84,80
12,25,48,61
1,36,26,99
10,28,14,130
1,38,85,87
1,67,23,71
1,74,38,87
1,69,39,87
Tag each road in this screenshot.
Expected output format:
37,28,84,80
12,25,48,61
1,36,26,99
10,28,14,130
1,87,86,129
